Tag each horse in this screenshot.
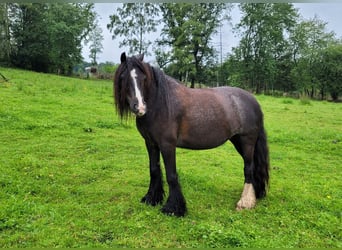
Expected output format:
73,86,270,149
113,52,269,217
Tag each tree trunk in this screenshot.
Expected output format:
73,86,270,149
330,91,338,102
1,4,11,64
310,86,314,98
320,88,325,100
190,78,195,88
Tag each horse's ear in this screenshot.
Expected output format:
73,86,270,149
120,52,126,63
137,54,144,61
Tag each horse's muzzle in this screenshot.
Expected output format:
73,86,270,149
133,102,146,117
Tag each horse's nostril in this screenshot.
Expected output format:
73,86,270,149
133,104,138,110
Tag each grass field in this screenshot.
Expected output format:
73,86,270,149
0,67,341,247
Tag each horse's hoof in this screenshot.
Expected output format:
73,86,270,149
141,194,163,206
236,183,256,210
236,198,256,211
161,204,186,217
161,200,186,217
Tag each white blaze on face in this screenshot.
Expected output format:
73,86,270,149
130,69,146,116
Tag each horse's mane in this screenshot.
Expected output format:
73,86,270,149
150,66,174,118
114,55,174,119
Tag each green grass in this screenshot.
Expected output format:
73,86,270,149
0,67,341,247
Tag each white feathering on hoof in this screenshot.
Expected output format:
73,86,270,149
236,183,256,210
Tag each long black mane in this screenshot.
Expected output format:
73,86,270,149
114,55,174,119
150,66,175,118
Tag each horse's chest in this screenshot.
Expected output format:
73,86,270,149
136,119,154,141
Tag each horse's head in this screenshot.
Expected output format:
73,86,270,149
114,52,152,118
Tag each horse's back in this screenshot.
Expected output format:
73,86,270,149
214,86,260,109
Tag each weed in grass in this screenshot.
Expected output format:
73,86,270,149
282,98,293,104
16,81,24,91
299,97,311,105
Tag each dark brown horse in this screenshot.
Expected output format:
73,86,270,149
114,53,269,216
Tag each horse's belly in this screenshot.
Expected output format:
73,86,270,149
175,90,239,150
176,122,230,150
177,137,227,150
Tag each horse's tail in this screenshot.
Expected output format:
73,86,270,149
253,126,270,199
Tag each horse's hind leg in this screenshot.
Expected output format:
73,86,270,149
231,134,257,210
141,142,164,206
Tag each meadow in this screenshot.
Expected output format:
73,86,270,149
0,67,341,247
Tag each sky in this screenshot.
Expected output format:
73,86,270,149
82,3,342,64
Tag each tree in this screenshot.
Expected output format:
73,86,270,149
289,16,336,98
233,3,298,93
9,3,51,72
222,50,246,88
85,15,104,65
107,3,160,56
158,3,229,88
7,3,95,74
46,3,95,75
314,42,342,101
0,3,11,65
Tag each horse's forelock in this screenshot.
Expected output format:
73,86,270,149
114,62,128,118
130,57,155,99
131,56,153,83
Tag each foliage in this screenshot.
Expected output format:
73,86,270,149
313,42,342,101
47,3,95,75
0,68,341,247
1,3,95,74
232,3,298,94
85,14,104,66
8,3,51,72
72,61,118,80
0,4,10,65
97,62,118,80
289,16,336,99
107,3,159,56
157,3,230,87
224,4,340,99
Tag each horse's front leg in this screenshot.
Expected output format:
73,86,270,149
160,144,187,217
141,142,164,206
